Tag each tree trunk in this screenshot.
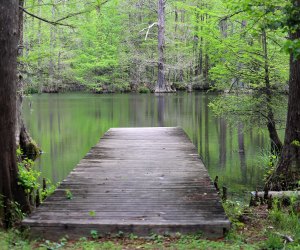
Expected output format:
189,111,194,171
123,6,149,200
175,7,178,33
0,0,30,227
219,19,228,38
37,0,42,76
48,0,56,91
196,2,204,77
267,1,300,189
203,3,210,89
155,0,173,93
16,0,40,159
262,28,282,154
203,53,209,87
16,0,25,148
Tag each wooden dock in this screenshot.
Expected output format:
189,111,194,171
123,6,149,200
23,127,230,240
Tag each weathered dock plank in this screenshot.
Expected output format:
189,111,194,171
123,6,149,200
22,127,230,240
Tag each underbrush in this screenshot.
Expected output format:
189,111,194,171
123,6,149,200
224,197,300,250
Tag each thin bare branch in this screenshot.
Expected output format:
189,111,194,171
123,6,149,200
140,22,158,40
20,6,75,28
55,0,110,22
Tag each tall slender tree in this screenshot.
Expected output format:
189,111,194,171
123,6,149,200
0,0,29,227
155,0,173,92
261,28,283,154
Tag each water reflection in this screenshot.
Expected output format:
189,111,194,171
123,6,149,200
238,123,247,184
219,118,227,168
23,93,273,197
157,94,165,127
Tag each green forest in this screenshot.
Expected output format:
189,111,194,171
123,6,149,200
22,0,290,94
0,0,300,249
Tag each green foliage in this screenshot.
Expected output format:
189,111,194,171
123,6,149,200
128,233,138,240
223,200,247,229
116,231,125,238
262,233,284,250
22,0,131,93
24,86,39,95
65,189,73,200
10,201,26,223
90,229,99,239
283,39,300,60
209,93,286,131
292,140,300,147
257,149,279,181
74,238,121,250
22,0,294,94
268,197,300,246
137,86,150,94
203,0,290,142
41,179,60,201
17,158,40,194
149,233,164,244
0,230,32,250
282,3,300,31
70,1,123,91
16,148,59,207
88,210,96,217
16,147,40,194
0,199,26,225
269,206,300,234
39,237,68,250
0,225,286,250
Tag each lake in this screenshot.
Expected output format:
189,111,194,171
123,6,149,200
23,92,272,200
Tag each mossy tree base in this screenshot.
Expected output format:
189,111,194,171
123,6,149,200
19,124,40,160
266,163,300,191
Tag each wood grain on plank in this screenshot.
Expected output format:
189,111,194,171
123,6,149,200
22,127,230,240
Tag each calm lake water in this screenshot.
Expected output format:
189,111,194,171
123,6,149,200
23,92,273,200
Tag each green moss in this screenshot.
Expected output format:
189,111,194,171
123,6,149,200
24,141,41,160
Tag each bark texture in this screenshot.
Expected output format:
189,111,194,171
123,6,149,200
16,0,40,158
155,0,173,93
0,0,30,227
267,1,300,189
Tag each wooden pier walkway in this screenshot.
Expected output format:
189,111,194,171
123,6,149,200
23,127,230,240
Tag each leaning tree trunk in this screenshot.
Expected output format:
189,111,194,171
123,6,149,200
155,0,173,93
267,3,300,189
16,0,40,158
0,0,30,228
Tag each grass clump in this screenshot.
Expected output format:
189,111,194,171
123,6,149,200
266,197,300,248
0,229,33,250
